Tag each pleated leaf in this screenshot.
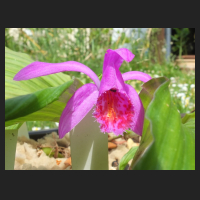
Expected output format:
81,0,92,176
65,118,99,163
5,47,83,127
131,77,195,170
5,80,73,122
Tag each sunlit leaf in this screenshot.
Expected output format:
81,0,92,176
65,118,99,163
5,81,73,123
131,77,195,170
5,47,83,127
41,147,64,158
118,146,138,170
5,123,23,130
182,112,195,124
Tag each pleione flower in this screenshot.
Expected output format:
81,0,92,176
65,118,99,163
14,48,151,138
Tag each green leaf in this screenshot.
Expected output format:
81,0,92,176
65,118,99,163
139,77,168,138
131,77,195,170
41,147,64,158
5,80,73,122
182,112,195,124
5,47,83,127
98,73,102,80
183,118,195,136
5,123,23,130
118,146,138,170
181,112,195,135
5,46,73,99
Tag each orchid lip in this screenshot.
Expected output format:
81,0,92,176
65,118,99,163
93,89,135,136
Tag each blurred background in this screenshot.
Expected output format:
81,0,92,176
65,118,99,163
5,28,195,131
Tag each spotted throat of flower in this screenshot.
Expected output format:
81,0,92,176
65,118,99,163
93,88,134,136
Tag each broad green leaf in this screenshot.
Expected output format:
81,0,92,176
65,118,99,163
182,112,195,124
5,46,73,99
130,77,168,165
181,112,195,135
139,77,168,137
5,78,82,127
5,47,83,127
131,77,195,170
5,80,73,122
5,123,23,130
118,146,138,170
183,118,195,135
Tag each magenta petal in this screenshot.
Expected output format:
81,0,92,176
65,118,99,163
58,83,99,138
122,71,151,83
125,84,144,136
111,48,135,62
99,64,127,95
99,48,135,95
103,48,135,72
13,61,100,88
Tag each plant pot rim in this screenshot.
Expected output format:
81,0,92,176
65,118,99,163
178,55,195,59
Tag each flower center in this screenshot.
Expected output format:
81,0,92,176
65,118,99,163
93,89,134,135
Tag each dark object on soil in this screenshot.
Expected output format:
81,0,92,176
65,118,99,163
112,160,119,167
124,164,130,170
29,128,58,141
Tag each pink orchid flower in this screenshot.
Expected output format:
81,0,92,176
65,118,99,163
14,48,151,138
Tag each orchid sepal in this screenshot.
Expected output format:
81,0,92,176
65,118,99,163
58,83,99,138
122,71,152,82
13,61,100,88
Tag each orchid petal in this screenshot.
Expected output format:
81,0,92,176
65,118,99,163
99,64,127,95
125,84,144,136
13,61,100,88
111,48,135,62
99,48,135,95
122,71,152,83
59,83,99,138
103,48,135,72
